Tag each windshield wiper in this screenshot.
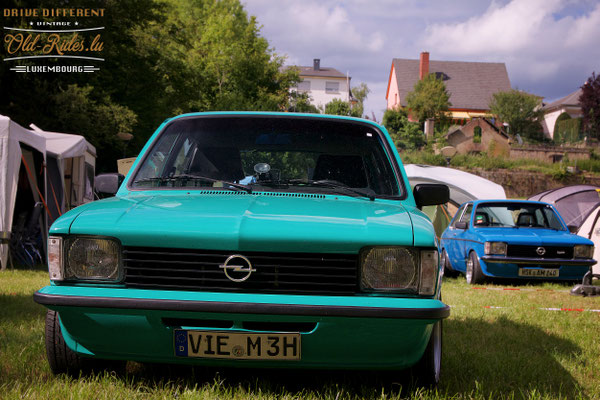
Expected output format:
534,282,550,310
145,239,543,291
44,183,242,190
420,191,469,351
288,179,375,201
133,174,252,193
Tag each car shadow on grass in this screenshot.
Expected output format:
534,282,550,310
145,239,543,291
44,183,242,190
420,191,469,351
121,316,585,398
442,316,584,398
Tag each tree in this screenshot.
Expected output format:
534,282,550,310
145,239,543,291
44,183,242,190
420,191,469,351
489,89,544,141
351,83,370,118
324,98,358,118
580,72,600,139
0,0,298,172
382,107,425,150
288,92,320,113
405,73,451,122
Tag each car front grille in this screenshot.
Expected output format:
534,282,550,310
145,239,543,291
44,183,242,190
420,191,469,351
122,247,359,295
506,245,573,259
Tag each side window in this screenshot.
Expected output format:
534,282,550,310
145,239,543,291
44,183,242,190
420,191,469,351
451,205,466,227
459,204,473,226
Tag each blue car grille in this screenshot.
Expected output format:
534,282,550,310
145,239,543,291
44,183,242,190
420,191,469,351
122,247,359,295
506,245,573,259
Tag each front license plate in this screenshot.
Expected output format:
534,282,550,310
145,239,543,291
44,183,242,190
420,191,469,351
174,330,301,360
518,268,559,277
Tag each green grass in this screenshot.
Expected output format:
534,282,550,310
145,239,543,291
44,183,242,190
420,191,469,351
1,269,599,399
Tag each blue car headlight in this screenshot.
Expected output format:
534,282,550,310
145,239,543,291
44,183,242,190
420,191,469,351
573,244,594,259
360,247,438,295
484,241,507,256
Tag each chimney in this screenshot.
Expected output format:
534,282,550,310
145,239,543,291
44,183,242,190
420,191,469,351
419,52,429,80
313,59,320,71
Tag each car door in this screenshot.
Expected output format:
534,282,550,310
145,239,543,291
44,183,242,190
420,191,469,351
450,203,473,272
444,203,470,271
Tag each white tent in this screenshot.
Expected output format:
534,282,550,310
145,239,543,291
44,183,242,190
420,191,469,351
0,115,47,270
30,124,96,222
404,164,507,206
529,185,600,275
404,164,507,237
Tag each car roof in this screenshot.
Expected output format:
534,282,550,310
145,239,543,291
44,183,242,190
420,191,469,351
468,199,553,207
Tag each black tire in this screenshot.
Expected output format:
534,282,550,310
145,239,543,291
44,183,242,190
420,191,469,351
466,251,484,284
441,249,458,278
45,309,83,375
413,320,442,386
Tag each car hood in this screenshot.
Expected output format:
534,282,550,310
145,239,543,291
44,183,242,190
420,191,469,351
61,192,423,253
473,227,593,246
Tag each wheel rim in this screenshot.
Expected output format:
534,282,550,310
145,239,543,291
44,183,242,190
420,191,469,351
466,257,473,283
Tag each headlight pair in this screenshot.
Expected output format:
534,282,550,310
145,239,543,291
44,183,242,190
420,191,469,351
47,236,122,282
360,247,438,295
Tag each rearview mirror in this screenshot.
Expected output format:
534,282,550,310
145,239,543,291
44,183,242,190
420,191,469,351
95,173,125,197
413,184,450,208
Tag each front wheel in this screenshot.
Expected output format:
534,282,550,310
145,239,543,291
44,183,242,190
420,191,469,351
466,251,484,284
45,310,83,375
413,320,442,386
45,310,125,375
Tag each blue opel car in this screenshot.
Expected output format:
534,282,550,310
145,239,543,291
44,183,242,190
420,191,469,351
34,112,450,384
440,199,595,284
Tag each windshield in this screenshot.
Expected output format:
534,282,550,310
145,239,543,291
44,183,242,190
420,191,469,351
131,116,402,198
473,202,565,230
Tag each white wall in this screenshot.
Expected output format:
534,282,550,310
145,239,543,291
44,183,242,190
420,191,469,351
299,76,350,109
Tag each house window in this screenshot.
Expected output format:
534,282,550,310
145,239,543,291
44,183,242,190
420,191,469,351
473,126,482,143
297,80,311,93
325,81,340,94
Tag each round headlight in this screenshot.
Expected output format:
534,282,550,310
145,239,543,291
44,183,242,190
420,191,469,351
66,237,121,281
361,247,418,291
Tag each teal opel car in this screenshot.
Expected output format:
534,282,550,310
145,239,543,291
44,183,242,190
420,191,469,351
34,112,450,384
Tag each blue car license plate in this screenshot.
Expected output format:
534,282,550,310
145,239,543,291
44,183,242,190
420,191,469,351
518,268,559,277
174,330,301,360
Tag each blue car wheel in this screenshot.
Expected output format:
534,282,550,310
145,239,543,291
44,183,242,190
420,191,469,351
466,251,484,284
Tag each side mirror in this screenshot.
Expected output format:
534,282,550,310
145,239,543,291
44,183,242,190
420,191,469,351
454,221,468,230
413,184,450,208
95,173,125,197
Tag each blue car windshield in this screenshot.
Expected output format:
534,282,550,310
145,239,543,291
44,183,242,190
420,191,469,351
473,202,565,230
130,116,402,198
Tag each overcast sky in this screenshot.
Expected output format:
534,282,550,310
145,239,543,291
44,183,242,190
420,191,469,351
243,0,600,121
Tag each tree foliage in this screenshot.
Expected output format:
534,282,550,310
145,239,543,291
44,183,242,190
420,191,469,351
0,0,298,172
324,98,354,117
382,107,425,150
351,83,370,118
288,92,320,113
489,89,544,141
405,73,451,122
580,72,600,139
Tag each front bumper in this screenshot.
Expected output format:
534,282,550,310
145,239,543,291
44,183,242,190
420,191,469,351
34,286,449,370
479,256,593,280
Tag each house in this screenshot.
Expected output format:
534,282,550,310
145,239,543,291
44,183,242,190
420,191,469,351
541,88,583,139
446,118,510,157
290,59,351,109
386,52,512,123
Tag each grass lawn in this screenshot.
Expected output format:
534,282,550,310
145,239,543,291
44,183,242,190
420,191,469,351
1,269,599,399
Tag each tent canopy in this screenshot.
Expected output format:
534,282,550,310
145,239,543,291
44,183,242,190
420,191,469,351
30,124,96,159
0,115,48,270
404,164,506,206
528,185,600,229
